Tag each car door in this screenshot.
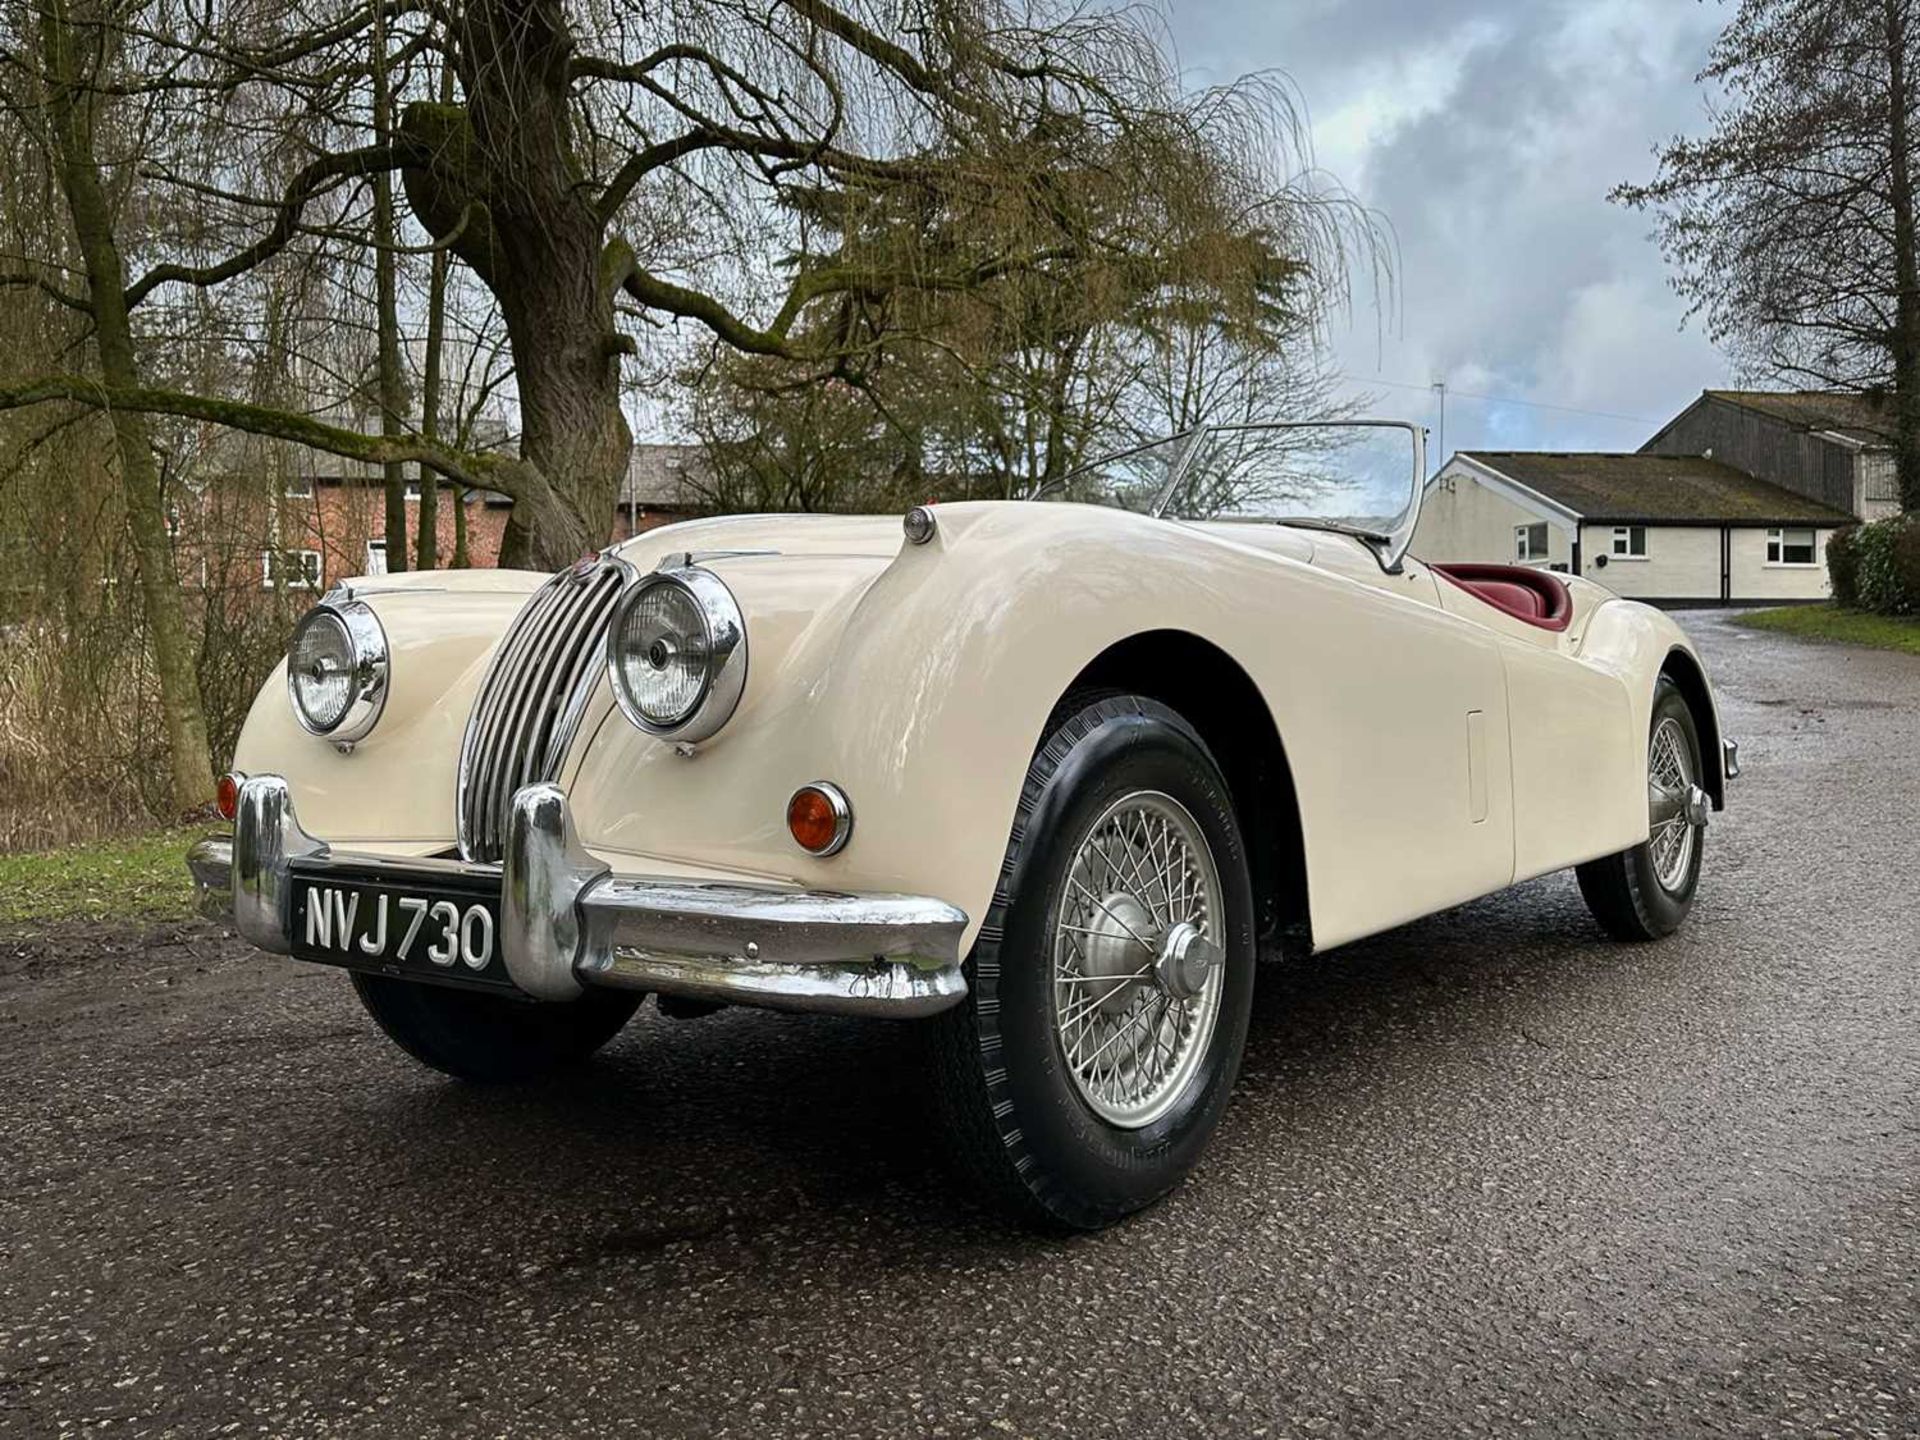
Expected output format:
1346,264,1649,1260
1230,534,1517,952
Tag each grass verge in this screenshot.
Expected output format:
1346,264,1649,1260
1730,604,1920,657
0,826,212,925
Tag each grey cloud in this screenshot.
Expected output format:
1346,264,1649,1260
1167,0,1730,452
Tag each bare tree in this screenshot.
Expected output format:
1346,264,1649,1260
370,0,411,570
682,68,1374,505
10,0,216,810
2,0,1378,569
1614,0,1920,510
0,0,505,808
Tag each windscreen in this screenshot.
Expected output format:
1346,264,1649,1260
1162,423,1420,536
1037,433,1196,512
1039,422,1421,544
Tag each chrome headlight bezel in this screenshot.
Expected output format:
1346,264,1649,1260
286,596,390,742
605,566,747,742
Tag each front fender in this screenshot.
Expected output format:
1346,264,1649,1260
231,571,546,848
572,502,1517,954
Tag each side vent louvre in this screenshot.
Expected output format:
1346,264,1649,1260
456,556,632,863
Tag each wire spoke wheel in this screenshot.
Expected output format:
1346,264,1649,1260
1646,715,1698,893
1051,789,1224,1128
930,694,1256,1229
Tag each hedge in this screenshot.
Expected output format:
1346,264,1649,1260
1828,515,1920,614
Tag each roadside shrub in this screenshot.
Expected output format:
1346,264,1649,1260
1842,514,1920,615
0,614,167,851
0,542,296,852
1895,519,1920,615
1825,525,1861,607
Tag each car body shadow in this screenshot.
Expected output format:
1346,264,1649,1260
321,870,1659,1272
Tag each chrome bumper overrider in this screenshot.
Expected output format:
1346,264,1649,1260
187,776,969,1018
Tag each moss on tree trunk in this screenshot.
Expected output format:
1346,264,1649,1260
39,0,215,814
399,0,633,570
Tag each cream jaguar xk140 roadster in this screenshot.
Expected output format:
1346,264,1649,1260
190,421,1736,1230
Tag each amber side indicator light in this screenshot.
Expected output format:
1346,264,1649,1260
786,782,852,856
216,772,244,823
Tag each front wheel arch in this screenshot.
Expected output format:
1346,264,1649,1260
1060,629,1310,957
1575,675,1705,941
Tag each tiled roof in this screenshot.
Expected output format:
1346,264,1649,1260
193,420,704,511
1460,451,1856,525
622,442,704,508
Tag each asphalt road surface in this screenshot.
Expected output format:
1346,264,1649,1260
2,612,1915,1438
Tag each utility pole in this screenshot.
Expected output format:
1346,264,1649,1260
1431,379,1447,476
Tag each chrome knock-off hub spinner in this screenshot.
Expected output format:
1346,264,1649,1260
1155,921,1221,1002
1646,715,1705,892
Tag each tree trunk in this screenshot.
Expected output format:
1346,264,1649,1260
491,255,630,568
416,243,445,568
1885,0,1920,511
40,1,215,814
452,486,470,567
372,4,411,570
414,61,456,570
401,0,630,571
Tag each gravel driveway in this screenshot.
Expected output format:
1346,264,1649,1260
2,611,1915,1438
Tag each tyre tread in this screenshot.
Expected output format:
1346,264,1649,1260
352,973,640,1083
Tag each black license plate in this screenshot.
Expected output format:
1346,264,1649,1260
288,867,514,993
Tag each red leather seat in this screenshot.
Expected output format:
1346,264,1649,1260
1433,563,1573,632
1466,579,1543,618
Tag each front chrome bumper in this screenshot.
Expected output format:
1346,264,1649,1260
188,776,969,1018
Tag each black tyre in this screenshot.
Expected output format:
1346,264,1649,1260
928,694,1257,1231
350,973,641,1083
1575,676,1707,941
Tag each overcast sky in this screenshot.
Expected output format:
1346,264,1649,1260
1165,0,1733,460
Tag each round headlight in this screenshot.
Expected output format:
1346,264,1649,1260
607,567,746,741
287,600,389,741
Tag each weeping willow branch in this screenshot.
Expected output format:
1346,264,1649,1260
0,375,505,494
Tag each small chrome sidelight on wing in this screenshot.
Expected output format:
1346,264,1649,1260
902,505,938,545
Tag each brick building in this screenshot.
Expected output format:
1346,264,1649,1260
178,433,703,595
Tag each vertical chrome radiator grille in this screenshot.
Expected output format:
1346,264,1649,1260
456,556,632,863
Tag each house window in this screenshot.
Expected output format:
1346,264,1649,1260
283,474,315,499
1515,522,1549,562
1861,455,1898,505
1610,525,1647,558
365,539,388,576
1767,527,1818,566
404,480,422,501
262,548,322,590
